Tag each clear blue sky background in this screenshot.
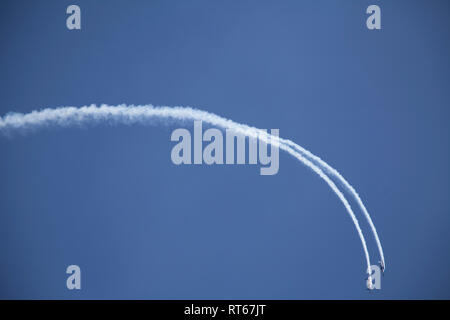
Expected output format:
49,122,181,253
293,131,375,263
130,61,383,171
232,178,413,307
0,0,449,299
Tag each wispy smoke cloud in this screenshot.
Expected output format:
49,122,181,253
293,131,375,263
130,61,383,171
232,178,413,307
0,104,383,280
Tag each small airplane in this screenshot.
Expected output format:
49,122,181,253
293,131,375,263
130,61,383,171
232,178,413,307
379,260,385,275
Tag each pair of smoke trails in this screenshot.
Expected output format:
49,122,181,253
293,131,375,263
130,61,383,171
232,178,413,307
0,104,384,279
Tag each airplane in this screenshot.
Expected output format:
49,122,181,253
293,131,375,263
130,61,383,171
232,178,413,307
379,260,385,275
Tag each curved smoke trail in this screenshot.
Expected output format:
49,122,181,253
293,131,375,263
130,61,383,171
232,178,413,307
278,139,385,270
0,104,377,281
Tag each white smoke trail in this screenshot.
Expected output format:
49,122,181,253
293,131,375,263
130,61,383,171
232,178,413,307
0,104,375,280
277,140,385,270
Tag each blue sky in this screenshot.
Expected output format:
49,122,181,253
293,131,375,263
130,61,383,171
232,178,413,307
0,0,449,299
